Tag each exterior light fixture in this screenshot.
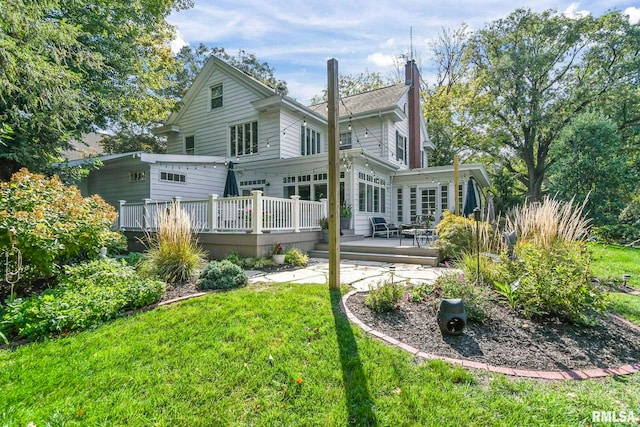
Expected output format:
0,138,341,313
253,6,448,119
437,299,467,335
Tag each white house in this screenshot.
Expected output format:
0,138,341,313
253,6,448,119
71,57,490,239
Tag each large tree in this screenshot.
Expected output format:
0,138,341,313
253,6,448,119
463,9,639,201
0,0,192,179
548,111,632,224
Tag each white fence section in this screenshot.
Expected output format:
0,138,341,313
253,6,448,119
118,191,326,234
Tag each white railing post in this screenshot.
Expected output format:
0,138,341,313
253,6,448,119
119,200,126,229
291,195,301,233
173,196,182,206
208,194,219,231
143,198,152,229
252,190,263,234
320,198,328,219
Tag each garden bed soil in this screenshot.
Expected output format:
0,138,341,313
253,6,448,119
345,292,640,371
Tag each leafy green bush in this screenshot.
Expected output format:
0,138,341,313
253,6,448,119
285,247,308,266
365,279,405,312
591,224,640,245
141,202,206,284
435,210,492,260
1,259,165,340
417,273,492,322
196,260,248,290
0,169,125,295
224,251,243,266
119,252,144,267
499,241,607,323
618,194,640,226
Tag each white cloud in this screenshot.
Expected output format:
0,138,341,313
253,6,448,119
170,30,189,54
624,7,640,24
367,52,397,68
563,2,590,19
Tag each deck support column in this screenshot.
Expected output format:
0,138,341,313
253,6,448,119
291,195,301,232
208,194,219,232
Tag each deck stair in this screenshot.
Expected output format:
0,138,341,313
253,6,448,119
309,235,440,266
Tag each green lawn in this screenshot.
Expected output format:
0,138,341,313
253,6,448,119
588,242,640,288
608,292,640,327
2,282,639,426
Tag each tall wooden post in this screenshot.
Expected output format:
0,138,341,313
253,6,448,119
327,59,340,289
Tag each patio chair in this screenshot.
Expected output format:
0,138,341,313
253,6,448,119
370,217,399,238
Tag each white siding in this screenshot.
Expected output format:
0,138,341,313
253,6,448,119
86,158,151,208
149,163,227,201
167,66,264,158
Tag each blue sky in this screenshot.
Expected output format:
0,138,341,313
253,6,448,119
167,1,640,105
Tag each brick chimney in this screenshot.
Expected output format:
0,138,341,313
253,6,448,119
405,60,421,169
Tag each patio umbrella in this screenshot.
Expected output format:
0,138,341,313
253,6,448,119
223,161,239,197
485,192,496,224
463,177,478,217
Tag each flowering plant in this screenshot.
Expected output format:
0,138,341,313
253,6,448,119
271,242,285,255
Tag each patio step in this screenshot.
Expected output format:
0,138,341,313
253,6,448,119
308,250,439,266
310,240,440,266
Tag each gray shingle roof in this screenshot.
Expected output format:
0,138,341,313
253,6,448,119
308,83,408,118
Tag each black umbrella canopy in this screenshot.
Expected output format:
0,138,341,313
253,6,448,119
223,161,239,197
463,177,478,217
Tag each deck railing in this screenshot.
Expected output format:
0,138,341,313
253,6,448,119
118,191,326,234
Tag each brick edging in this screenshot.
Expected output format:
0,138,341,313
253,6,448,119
340,290,640,380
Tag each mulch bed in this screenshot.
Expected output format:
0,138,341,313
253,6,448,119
345,292,640,371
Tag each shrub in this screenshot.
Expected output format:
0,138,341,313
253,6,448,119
141,201,206,284
431,273,492,322
119,252,144,267
591,224,640,245
365,279,405,312
0,169,125,295
499,240,607,323
196,260,248,290
285,247,308,266
1,259,165,340
618,194,640,226
435,210,493,260
224,251,243,266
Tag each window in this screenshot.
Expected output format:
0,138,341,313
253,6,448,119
130,171,145,182
421,188,436,218
210,84,223,109
357,172,386,213
440,185,448,213
185,135,195,155
396,189,403,222
160,172,186,183
301,125,321,155
410,187,417,219
230,121,258,157
396,131,407,163
340,132,352,149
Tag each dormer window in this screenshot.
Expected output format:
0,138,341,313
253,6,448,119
210,84,223,109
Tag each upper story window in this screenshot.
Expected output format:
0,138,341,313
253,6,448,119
396,130,407,164
185,135,195,155
340,132,352,149
230,121,258,157
210,84,223,110
301,125,321,156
